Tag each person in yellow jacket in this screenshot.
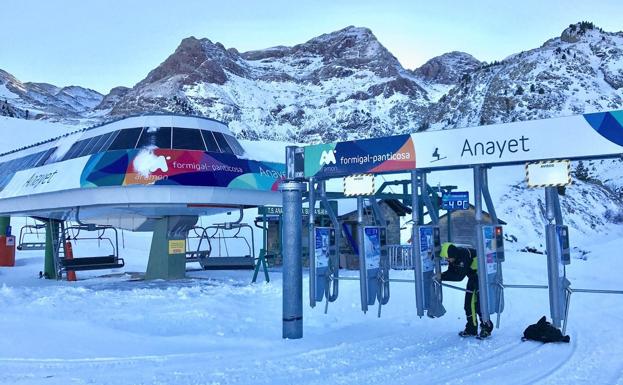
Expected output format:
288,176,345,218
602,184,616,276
439,242,494,338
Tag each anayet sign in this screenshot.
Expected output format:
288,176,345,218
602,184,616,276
301,110,623,178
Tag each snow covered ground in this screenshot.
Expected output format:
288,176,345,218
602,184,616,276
1,221,623,385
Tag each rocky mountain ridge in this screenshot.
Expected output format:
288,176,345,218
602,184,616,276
0,69,102,120
2,22,622,143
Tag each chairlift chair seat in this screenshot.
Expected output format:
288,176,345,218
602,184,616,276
60,255,125,271
199,256,255,270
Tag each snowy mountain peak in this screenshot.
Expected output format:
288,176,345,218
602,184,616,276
412,51,481,85
0,70,103,119
295,25,397,67
136,36,245,89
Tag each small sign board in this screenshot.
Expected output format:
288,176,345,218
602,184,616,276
526,160,571,188
442,191,469,211
168,239,186,255
344,174,375,196
259,200,338,216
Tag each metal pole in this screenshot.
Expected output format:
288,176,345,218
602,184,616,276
545,186,563,328
563,288,572,335
411,170,425,317
357,196,368,313
504,284,549,289
482,167,503,327
571,288,623,294
553,189,563,225
481,168,497,223
447,211,452,243
319,181,339,303
421,174,438,224
308,178,316,308
474,166,491,322
281,181,305,339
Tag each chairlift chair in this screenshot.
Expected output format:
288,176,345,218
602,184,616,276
198,222,256,270
58,224,124,273
185,226,212,264
16,222,47,251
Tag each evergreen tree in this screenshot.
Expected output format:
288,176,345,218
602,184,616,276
574,161,590,181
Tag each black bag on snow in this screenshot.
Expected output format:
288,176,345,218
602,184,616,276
522,316,570,343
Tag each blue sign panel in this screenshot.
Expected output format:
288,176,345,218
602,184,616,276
364,227,381,269
313,227,331,302
362,226,382,306
442,191,469,211
481,225,504,315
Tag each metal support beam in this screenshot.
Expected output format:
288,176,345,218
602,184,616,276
308,178,317,308
421,173,439,224
409,170,428,318
474,166,491,323
281,180,305,339
545,186,567,328
319,181,339,304
369,198,386,227
357,196,368,313
481,168,497,223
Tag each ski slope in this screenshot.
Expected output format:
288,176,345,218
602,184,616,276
1,227,623,385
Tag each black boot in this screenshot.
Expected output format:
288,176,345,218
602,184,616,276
459,321,478,337
478,320,494,339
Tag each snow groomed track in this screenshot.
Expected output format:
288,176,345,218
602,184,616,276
1,240,622,385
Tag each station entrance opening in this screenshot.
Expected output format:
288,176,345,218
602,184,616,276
280,109,623,339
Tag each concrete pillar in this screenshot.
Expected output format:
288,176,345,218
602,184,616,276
44,220,59,279
0,216,10,236
145,216,198,280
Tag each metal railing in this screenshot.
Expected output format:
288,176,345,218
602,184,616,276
387,245,413,270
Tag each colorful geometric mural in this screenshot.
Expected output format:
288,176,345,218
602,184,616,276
81,149,285,191
584,110,623,147
304,135,415,178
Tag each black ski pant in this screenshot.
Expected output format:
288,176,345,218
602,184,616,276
464,275,480,330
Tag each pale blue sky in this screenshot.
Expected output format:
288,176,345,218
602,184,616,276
1,0,621,94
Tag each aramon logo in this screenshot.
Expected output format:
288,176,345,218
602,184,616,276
319,150,336,166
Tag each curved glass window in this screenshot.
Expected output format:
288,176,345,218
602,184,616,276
201,130,220,153
85,132,113,156
75,136,99,158
35,148,56,167
172,127,205,151
108,127,143,151
100,130,119,152
136,127,171,149
61,139,89,161
212,132,234,154
224,134,245,156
